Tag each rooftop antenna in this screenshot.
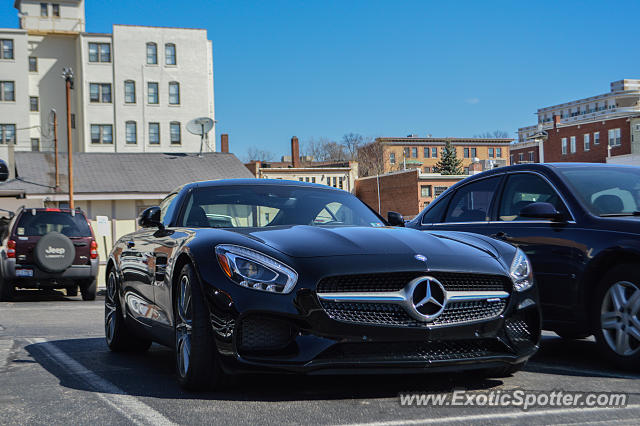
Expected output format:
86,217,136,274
186,117,215,157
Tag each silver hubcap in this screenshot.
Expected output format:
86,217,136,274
104,272,117,344
601,281,640,356
176,275,193,378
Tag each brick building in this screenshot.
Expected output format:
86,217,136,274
373,137,513,175
355,169,466,218
514,79,640,165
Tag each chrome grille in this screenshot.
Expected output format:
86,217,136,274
321,299,507,327
317,271,509,293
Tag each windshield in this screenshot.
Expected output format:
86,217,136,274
180,185,385,228
15,211,92,237
558,166,640,216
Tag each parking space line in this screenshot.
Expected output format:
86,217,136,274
28,338,176,426
340,404,640,426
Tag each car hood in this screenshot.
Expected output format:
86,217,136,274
232,225,499,260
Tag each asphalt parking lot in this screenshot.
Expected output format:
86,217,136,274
1,291,640,425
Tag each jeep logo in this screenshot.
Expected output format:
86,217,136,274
45,246,66,255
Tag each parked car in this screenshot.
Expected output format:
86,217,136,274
0,207,99,301
404,163,640,368
105,179,540,390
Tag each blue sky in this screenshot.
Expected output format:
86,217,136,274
2,1,639,158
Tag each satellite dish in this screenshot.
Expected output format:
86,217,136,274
186,117,215,156
0,159,8,182
187,117,214,135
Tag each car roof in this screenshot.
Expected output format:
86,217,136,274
175,178,345,194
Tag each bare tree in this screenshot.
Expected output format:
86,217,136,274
357,140,385,177
245,146,274,162
474,130,510,139
303,137,347,162
342,133,364,160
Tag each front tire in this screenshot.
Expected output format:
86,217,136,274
593,264,640,370
174,263,222,390
105,270,151,352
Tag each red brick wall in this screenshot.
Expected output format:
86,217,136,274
510,145,540,164
545,117,631,163
356,170,420,217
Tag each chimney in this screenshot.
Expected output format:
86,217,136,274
220,134,229,153
291,136,300,168
553,115,561,129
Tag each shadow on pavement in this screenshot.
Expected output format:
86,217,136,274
25,337,506,401
6,289,105,302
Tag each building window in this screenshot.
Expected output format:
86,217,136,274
431,147,438,158
0,81,15,101
88,43,111,63
463,167,469,174
146,42,157,65
1,39,13,60
403,147,410,158
608,128,621,147
389,152,395,164
165,43,176,65
423,167,430,173
147,82,158,104
463,147,469,158
496,147,502,158
40,3,48,16
584,134,590,151
339,177,344,189
170,121,181,144
488,148,494,158
52,3,60,17
421,185,432,198
470,147,477,158
31,138,40,151
0,124,16,144
594,132,600,145
570,136,576,153
312,177,316,183
125,121,137,144
411,147,417,158
124,80,135,103
169,82,180,105
423,147,429,158
90,124,113,144
561,138,567,155
89,83,112,103
510,154,514,164
434,186,448,197
28,56,37,72
529,151,535,162
518,153,524,161
29,96,39,112
149,122,160,144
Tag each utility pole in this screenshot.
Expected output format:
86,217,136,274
62,68,74,209
51,109,59,191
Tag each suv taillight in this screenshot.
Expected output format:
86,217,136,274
90,240,98,259
7,240,16,258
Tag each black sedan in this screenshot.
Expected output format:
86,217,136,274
105,179,540,389
406,163,640,368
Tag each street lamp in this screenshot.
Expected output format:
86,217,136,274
61,67,74,209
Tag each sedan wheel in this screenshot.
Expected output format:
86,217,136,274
600,281,640,356
594,264,640,370
176,275,193,378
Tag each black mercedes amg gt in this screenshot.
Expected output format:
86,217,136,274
104,179,540,389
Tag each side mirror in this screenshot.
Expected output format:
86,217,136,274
387,211,405,227
138,206,164,230
519,202,565,222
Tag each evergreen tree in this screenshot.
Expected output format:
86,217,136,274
434,141,463,175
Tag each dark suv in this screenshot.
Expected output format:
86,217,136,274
0,207,99,301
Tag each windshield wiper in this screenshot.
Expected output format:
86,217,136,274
599,211,640,217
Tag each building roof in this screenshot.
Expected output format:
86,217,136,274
0,152,254,196
376,137,513,145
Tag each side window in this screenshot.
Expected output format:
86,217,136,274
159,193,178,226
498,174,567,221
444,177,501,223
421,193,451,224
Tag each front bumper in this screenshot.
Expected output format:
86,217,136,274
197,257,541,375
2,258,99,287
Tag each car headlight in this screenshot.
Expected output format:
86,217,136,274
510,247,533,292
215,244,298,294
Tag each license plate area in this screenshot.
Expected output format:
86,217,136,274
16,269,34,277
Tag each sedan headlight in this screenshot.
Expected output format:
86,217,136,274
510,248,533,292
215,244,298,294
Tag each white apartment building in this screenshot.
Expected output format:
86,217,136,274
0,0,214,162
